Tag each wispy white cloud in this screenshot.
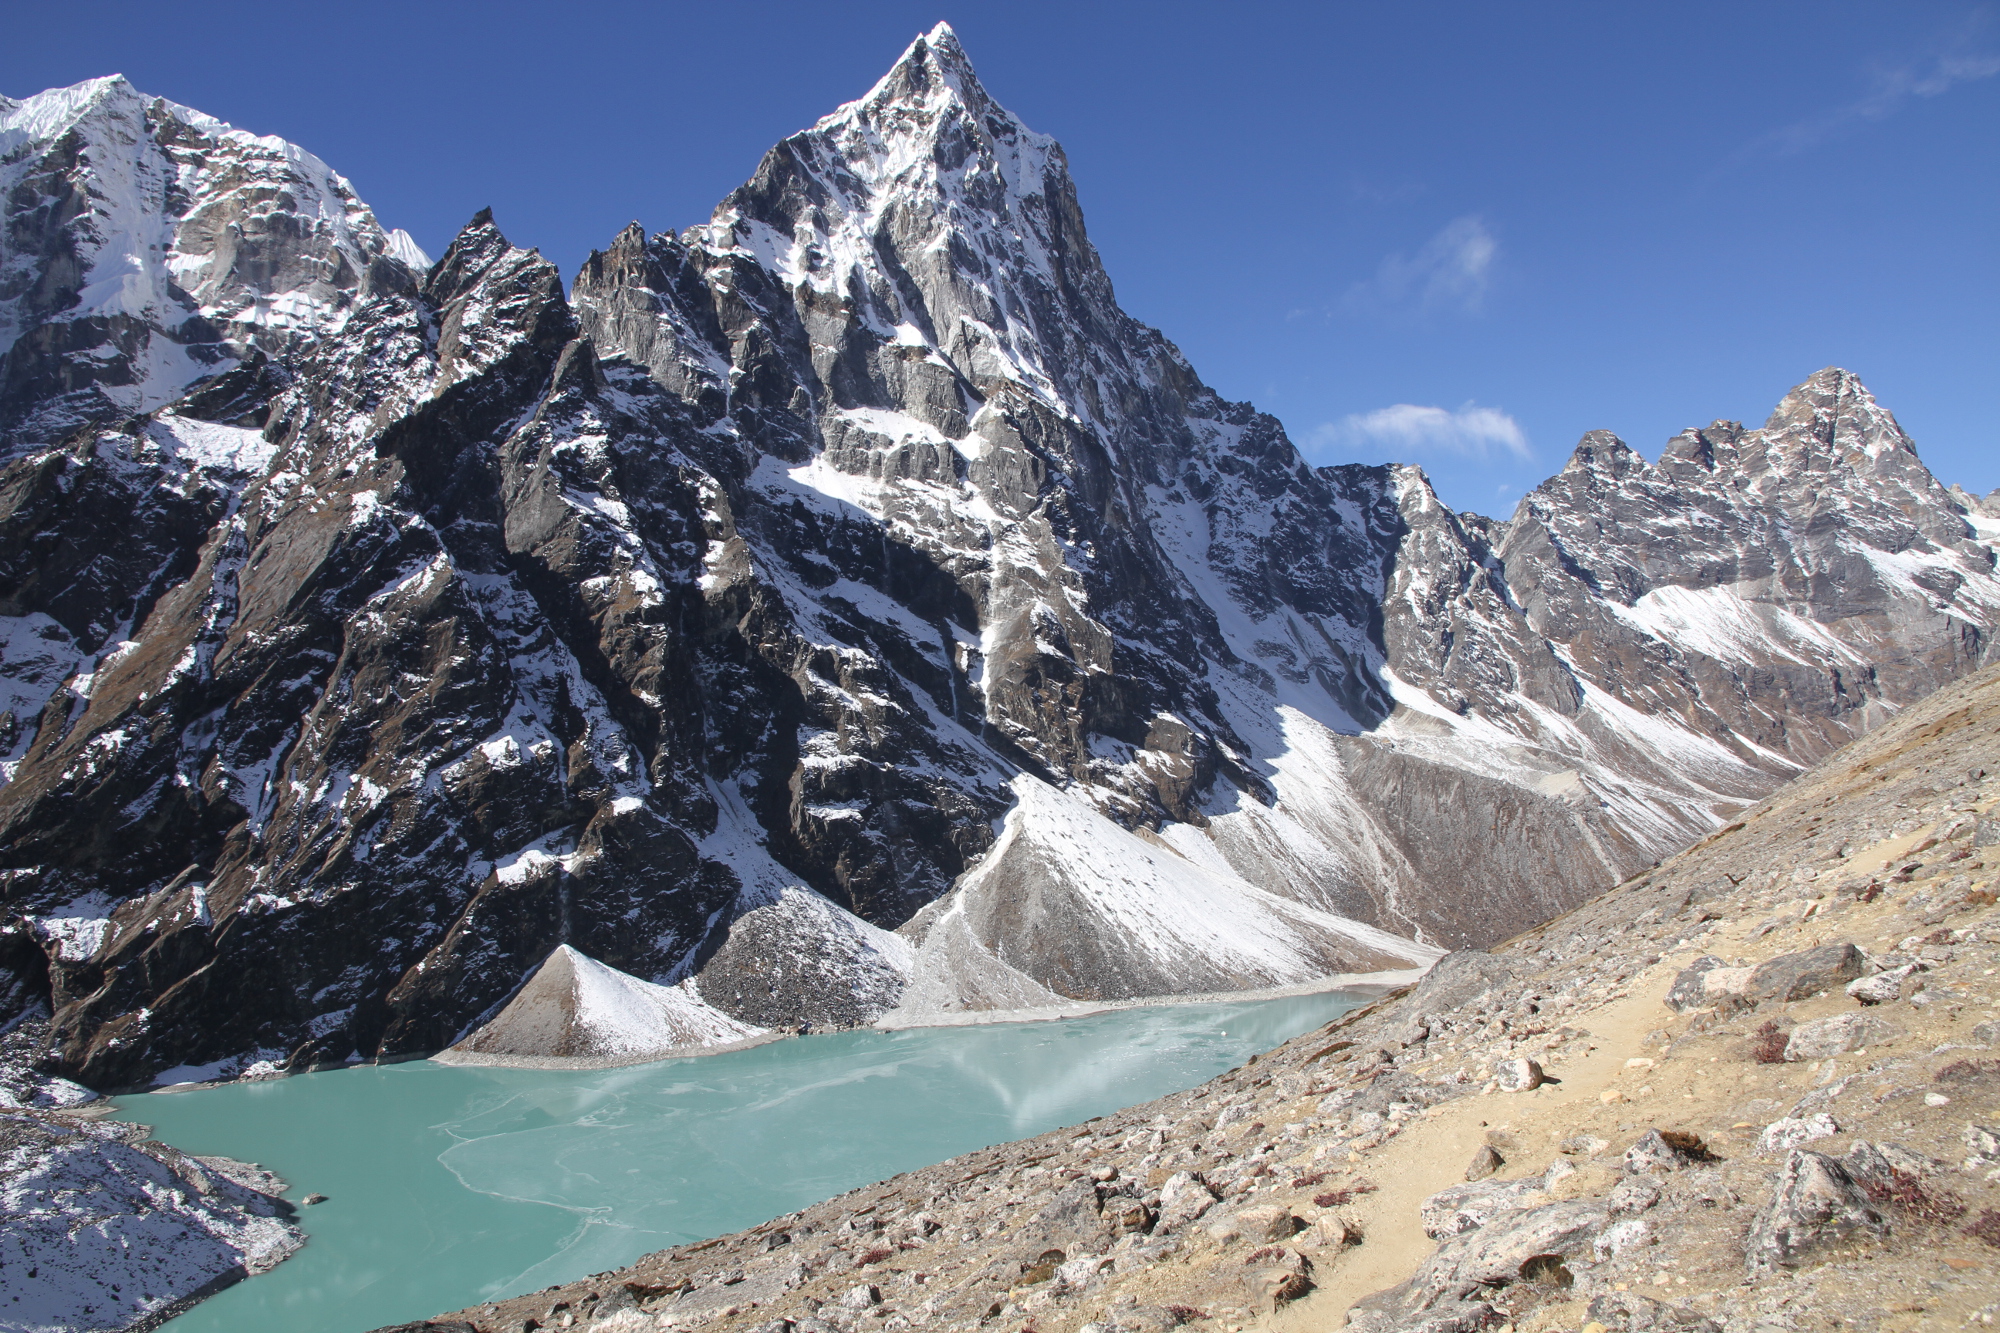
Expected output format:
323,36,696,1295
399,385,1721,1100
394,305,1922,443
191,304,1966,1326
1744,29,2000,157
1313,402,1530,461
1343,215,1496,318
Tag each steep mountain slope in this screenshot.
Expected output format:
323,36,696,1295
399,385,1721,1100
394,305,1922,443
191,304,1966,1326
0,28,1993,1089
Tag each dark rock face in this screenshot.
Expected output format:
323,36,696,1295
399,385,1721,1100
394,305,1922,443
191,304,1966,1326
0,28,1996,1087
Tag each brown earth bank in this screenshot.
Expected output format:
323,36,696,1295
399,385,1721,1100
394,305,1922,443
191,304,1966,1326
397,662,2000,1333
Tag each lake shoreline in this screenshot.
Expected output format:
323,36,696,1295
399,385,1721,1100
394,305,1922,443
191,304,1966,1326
134,969,1425,1089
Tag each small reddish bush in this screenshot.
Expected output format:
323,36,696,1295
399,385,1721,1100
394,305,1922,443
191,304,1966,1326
1863,1169,1966,1225
1965,1210,2000,1248
1749,1021,1790,1064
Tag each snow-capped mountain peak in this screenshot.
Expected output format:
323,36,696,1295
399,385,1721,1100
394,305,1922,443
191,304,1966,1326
0,74,424,450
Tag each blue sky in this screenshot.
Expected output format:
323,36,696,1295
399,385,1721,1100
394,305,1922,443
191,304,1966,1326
6,1,1994,515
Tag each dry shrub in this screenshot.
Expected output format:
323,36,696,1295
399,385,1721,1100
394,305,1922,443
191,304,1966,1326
1966,1210,2000,1248
1749,1020,1790,1064
1863,1169,1967,1226
1659,1129,1720,1162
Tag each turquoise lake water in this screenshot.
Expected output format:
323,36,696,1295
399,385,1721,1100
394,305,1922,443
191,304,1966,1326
122,991,1364,1333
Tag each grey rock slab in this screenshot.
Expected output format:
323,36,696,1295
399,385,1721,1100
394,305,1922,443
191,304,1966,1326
1783,1012,1900,1061
1418,1177,1554,1239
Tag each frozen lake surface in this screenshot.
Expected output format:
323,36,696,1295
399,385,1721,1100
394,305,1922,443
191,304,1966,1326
129,990,1366,1333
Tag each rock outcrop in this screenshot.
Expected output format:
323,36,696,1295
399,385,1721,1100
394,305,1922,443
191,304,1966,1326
1,1106,302,1332
1,27,1996,1090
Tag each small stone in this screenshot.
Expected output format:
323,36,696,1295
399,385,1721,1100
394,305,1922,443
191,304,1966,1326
303,1193,328,1205
1927,1092,1952,1107
1494,1058,1544,1092
1465,1145,1505,1181
1973,1021,2000,1044
1600,1089,1626,1105
841,1284,881,1310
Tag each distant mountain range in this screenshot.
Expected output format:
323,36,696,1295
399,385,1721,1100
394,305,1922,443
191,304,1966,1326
1,26,1993,1088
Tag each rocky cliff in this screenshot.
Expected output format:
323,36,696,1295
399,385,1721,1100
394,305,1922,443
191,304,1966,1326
0,27,1995,1089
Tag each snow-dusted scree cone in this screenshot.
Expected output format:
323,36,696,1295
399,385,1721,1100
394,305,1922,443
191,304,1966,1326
0,25,1994,1092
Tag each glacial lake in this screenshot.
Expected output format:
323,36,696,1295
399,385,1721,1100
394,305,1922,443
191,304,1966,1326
123,991,1366,1333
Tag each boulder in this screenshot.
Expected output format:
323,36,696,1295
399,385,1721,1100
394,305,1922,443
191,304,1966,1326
1842,1140,1942,1189
1606,1174,1662,1216
1232,1205,1301,1242
1749,944,1865,1002
1744,1150,1888,1270
1784,1013,1899,1060
1406,1200,1607,1304
1845,967,1915,1006
1494,1057,1545,1092
1154,1172,1218,1234
1593,1217,1653,1259
1027,1177,1106,1247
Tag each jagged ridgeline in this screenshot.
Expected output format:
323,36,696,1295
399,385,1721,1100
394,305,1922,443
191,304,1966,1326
0,25,1994,1088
